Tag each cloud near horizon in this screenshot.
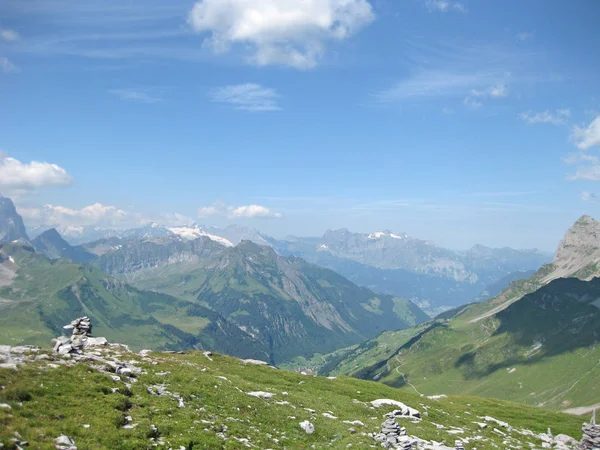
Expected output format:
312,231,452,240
198,201,282,219
17,202,195,230
188,0,375,69
0,152,73,195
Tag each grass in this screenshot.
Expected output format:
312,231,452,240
0,348,586,450
316,277,600,412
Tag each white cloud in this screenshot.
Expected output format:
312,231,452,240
109,88,164,103
463,83,508,108
1,57,20,74
581,191,597,202
0,29,20,41
232,205,282,218
519,109,571,125
18,203,131,228
198,201,282,219
517,31,534,41
425,0,467,12
463,96,482,109
210,83,281,112
19,202,195,230
573,116,600,150
0,153,73,195
188,0,375,69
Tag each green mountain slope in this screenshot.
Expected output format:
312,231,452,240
93,238,428,364
0,243,268,360
0,345,587,449
316,216,600,411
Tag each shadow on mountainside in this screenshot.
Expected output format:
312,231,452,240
454,277,600,379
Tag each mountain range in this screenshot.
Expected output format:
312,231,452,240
0,196,427,364
25,221,551,315
311,215,600,411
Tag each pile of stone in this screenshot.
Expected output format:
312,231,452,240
52,316,107,355
372,418,412,449
579,410,600,450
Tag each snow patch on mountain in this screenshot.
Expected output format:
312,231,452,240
169,225,234,247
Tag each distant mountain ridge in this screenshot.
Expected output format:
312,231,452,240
25,221,551,315
270,229,551,314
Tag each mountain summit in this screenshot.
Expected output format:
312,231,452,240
553,215,600,274
0,195,29,243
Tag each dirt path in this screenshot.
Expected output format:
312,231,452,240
563,402,600,416
394,354,424,396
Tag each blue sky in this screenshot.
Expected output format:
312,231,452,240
1,0,599,251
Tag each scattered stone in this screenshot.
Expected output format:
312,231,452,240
0,403,11,410
300,421,315,434
322,412,338,420
54,435,77,450
483,415,512,431
370,399,421,418
247,391,274,399
241,359,268,366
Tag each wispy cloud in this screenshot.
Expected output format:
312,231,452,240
424,0,467,13
519,109,571,125
517,31,534,41
564,116,600,181
0,1,203,63
1,56,19,73
464,191,540,198
573,116,600,150
210,83,281,112
0,28,20,41
375,71,504,103
581,191,597,202
109,87,165,104
463,83,508,108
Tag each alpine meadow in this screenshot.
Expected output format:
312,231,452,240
1,1,600,449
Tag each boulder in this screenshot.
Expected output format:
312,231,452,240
299,420,314,434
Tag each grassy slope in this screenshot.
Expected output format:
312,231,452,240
316,277,600,411
0,349,586,450
0,244,268,360
105,240,428,363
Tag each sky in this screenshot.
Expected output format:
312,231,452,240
1,0,599,251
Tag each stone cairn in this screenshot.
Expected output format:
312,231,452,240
373,418,412,449
52,316,107,355
579,410,600,450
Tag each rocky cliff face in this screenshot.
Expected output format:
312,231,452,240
0,196,28,243
550,215,600,281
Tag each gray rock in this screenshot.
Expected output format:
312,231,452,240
54,435,77,450
300,420,315,434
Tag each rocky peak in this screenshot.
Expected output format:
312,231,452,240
553,215,600,264
0,196,29,243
